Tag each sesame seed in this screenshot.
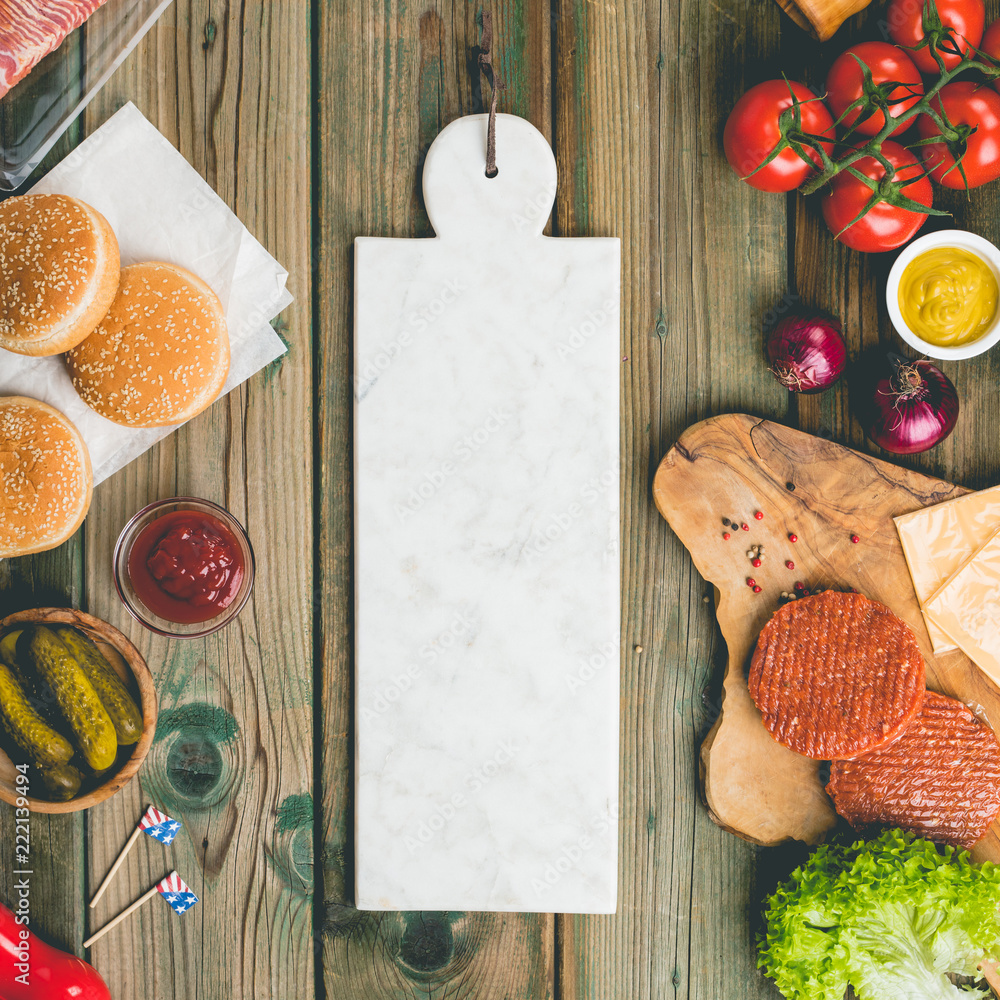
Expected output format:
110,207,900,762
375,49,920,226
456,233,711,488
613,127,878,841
65,261,228,427
0,398,90,554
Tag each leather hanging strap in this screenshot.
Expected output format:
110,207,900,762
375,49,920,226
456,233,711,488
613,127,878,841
478,12,504,177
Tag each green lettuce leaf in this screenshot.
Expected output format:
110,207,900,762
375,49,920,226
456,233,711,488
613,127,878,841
758,830,1000,1000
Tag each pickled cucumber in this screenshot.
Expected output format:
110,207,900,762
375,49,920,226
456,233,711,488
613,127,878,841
37,763,82,801
0,631,20,667
0,629,60,722
18,628,117,772
0,630,33,695
54,627,143,746
0,646,74,769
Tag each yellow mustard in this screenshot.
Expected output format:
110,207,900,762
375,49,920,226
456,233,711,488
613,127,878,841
898,247,999,348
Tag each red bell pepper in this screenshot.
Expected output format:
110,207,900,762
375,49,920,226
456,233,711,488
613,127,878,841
0,901,111,1000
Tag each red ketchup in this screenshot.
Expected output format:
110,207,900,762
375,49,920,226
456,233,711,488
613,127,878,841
127,510,244,624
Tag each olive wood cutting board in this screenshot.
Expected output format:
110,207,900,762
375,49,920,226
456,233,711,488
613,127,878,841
653,413,1000,863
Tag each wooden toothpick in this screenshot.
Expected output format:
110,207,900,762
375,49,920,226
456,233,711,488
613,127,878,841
89,825,143,908
90,804,182,909
83,884,159,949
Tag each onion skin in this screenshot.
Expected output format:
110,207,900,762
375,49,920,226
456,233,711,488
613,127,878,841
766,313,847,394
862,358,960,456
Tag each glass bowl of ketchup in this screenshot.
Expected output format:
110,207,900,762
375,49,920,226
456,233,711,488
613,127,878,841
113,497,255,638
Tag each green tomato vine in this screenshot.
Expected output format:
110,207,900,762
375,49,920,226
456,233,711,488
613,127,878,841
749,0,1000,228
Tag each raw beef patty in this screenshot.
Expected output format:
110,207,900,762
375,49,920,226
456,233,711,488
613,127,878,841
827,690,1000,849
748,591,925,760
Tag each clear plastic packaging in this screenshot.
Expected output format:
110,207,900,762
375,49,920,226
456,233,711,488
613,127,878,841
0,0,174,192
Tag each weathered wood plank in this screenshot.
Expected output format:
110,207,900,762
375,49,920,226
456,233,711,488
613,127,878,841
553,0,788,997
789,3,1000,491
787,10,926,457
0,546,86,956
0,29,88,958
74,2,314,998
316,3,554,998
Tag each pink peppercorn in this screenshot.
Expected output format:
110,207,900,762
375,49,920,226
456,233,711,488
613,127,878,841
752,558,762,568
753,585,762,593
754,511,764,520
741,523,750,531
851,534,860,544
723,532,731,540
747,578,756,587
786,560,795,570
788,533,798,543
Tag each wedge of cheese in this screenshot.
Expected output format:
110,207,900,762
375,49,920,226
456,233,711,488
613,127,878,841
924,527,1000,687
894,485,1000,653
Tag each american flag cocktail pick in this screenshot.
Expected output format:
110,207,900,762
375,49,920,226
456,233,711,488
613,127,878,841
140,805,182,845
90,804,181,908
156,871,200,914
84,871,200,948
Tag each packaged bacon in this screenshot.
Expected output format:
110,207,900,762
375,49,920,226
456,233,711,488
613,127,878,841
0,0,173,190
0,0,111,101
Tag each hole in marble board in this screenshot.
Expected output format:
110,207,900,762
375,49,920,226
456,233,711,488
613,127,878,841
485,166,499,178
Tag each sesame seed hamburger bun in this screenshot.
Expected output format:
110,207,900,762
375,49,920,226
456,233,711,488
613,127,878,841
0,396,93,558
0,193,120,357
66,261,230,428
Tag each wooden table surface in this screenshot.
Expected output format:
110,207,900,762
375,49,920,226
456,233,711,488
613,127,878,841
2,2,1000,998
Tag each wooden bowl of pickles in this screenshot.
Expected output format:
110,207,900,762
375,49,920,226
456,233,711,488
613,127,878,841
0,608,157,813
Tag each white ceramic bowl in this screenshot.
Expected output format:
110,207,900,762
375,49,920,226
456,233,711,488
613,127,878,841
886,229,1000,361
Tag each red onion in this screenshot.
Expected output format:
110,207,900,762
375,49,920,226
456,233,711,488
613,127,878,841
861,357,959,455
766,313,847,394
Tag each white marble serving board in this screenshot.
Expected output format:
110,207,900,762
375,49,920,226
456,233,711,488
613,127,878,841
354,114,620,913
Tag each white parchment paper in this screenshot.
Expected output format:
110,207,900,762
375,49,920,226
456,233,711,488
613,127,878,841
0,102,292,485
